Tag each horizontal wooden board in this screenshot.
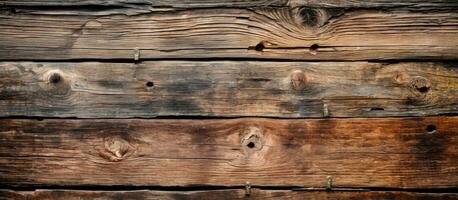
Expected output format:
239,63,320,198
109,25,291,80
0,189,457,200
0,7,457,60
0,117,456,188
2,0,457,9
1,62,457,118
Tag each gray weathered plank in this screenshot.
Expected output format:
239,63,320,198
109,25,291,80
0,189,457,200
0,62,457,118
1,7,457,60
0,117,456,188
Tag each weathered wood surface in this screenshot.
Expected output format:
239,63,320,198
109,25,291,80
1,6,457,60
0,117,456,188
0,189,457,200
2,0,457,9
1,62,457,118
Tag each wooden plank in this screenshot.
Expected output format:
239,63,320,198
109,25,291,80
0,117,456,188
0,189,457,200
1,7,457,60
1,62,457,118
2,0,457,9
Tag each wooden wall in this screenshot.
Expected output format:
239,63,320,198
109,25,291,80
0,0,457,199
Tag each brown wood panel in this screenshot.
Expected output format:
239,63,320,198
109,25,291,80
1,62,457,118
1,7,457,60
0,117,456,188
2,0,457,9
0,189,457,200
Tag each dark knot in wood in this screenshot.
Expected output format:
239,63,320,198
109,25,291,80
409,76,431,96
241,126,264,152
407,76,436,105
49,73,61,84
42,70,71,96
293,7,344,29
99,137,133,162
291,70,307,90
297,8,321,27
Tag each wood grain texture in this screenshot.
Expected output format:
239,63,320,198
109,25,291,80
1,62,457,118
2,0,457,9
0,117,456,188
0,189,457,200
1,7,457,60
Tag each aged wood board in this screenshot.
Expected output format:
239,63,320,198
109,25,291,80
1,62,457,118
1,0,457,197
0,2,457,60
0,189,457,200
2,0,458,8
0,117,456,188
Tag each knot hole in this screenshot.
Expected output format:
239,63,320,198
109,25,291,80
42,70,71,96
49,73,62,84
297,8,321,27
99,137,134,162
146,81,154,87
426,124,436,134
409,76,431,95
241,127,264,152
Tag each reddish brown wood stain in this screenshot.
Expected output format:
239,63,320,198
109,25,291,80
0,117,456,188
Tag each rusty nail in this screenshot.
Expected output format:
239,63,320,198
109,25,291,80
326,176,332,190
245,181,251,196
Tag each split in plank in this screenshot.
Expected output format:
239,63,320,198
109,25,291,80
0,6,457,60
0,189,457,200
0,117,456,188
0,62,457,118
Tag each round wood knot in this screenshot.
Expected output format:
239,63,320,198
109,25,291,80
99,137,134,162
49,73,62,84
241,127,264,152
290,70,307,90
295,8,322,27
408,76,432,96
41,70,71,96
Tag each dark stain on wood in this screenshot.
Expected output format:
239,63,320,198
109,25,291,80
0,117,456,188
1,0,457,196
0,62,455,118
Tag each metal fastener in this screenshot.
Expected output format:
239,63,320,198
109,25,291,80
323,104,329,117
245,181,251,196
326,176,332,190
133,47,140,62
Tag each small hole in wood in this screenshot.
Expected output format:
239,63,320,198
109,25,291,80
255,43,265,51
370,107,384,111
146,81,154,87
49,73,61,84
418,86,429,93
310,44,319,51
426,125,436,134
247,142,255,148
